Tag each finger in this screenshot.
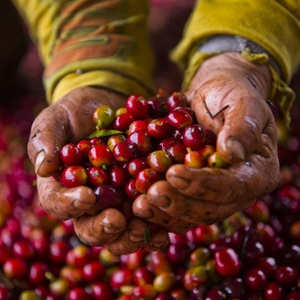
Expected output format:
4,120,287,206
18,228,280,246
147,179,256,225
166,157,278,205
216,96,272,163
28,88,100,177
73,209,127,246
132,194,194,234
144,229,170,252
104,219,150,255
106,219,170,255
27,105,70,177
37,176,96,220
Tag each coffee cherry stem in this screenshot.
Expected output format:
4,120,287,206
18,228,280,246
45,270,56,282
96,120,104,131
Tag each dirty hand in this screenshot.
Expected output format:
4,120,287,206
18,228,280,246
133,52,280,233
27,87,169,255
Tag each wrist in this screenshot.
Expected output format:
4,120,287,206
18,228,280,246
198,35,281,76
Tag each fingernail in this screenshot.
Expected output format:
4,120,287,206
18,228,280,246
150,196,170,208
103,226,121,235
227,137,246,160
128,230,144,243
35,151,45,174
74,199,94,210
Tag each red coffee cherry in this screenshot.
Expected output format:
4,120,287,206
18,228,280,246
60,165,88,188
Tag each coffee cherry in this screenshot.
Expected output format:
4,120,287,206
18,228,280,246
110,267,134,289
128,120,149,135
184,151,206,168
82,261,105,281
148,118,173,139
147,150,173,173
12,238,34,259
76,139,93,159
133,266,154,286
125,179,142,200
128,131,153,155
107,134,127,151
113,141,137,162
3,257,28,279
167,110,193,129
153,271,176,293
167,92,189,112
204,129,217,146
113,113,135,131
147,95,168,118
135,168,162,194
127,158,149,178
90,282,115,299
205,289,224,300
245,268,267,291
87,185,124,214
60,166,88,188
274,265,298,286
174,106,197,122
198,144,215,159
88,144,113,168
67,287,92,300
183,266,208,291
214,247,240,277
49,240,70,264
60,143,83,166
132,284,157,299
92,105,115,129
207,151,228,168
126,94,148,119
166,143,187,163
109,165,128,187
89,136,105,145
115,107,127,116
264,282,286,300
19,290,42,300
158,137,182,151
87,166,109,186
183,124,205,150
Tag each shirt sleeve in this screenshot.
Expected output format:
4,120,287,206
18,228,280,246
12,0,155,103
171,0,300,125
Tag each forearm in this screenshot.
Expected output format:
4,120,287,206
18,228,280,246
12,0,155,103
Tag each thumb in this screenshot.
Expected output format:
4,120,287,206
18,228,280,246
216,95,272,163
27,104,69,177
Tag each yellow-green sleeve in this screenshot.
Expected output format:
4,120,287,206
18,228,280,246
12,0,155,103
171,0,300,125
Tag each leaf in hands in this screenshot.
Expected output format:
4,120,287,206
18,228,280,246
88,129,124,138
143,226,151,244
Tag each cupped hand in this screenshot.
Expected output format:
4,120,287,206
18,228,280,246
27,86,169,254
133,52,280,231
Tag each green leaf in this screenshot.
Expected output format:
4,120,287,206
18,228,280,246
143,226,151,244
88,129,124,138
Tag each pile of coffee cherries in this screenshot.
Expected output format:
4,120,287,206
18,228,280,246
1,92,300,300
55,91,226,216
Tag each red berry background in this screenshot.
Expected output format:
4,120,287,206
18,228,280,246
1,1,300,299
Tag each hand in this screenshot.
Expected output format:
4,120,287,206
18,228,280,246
27,86,169,254
133,53,280,232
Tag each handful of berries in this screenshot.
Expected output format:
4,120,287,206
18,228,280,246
55,90,228,217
